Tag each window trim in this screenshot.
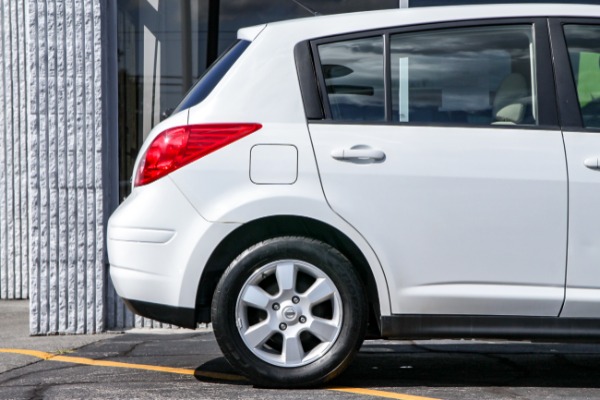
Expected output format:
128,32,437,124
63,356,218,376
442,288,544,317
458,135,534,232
548,18,600,132
308,17,560,130
294,41,325,120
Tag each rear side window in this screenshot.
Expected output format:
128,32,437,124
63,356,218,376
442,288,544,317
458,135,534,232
563,24,600,129
391,25,537,126
317,37,385,121
174,40,250,113
314,24,538,127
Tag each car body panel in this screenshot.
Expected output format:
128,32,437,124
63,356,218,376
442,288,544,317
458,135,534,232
108,4,600,335
108,176,240,308
308,124,568,316
561,130,600,317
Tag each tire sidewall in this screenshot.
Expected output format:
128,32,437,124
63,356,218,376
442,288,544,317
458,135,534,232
212,237,367,388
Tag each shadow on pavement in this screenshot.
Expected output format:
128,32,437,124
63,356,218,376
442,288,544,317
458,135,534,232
194,341,600,389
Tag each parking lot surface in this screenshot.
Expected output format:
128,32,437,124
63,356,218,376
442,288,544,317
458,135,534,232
2,328,600,400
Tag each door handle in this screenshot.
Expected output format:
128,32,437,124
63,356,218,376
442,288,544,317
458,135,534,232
584,157,600,170
331,145,386,162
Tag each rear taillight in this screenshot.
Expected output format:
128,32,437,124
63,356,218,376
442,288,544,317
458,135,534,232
134,123,262,187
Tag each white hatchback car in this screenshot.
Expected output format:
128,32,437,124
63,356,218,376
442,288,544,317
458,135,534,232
108,3,600,387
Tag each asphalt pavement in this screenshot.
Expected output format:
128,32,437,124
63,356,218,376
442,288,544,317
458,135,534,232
2,300,600,400
0,300,117,374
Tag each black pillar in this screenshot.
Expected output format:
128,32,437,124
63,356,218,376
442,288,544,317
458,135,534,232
206,0,220,68
181,0,192,93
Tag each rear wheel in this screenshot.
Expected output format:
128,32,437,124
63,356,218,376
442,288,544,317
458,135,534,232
211,237,367,388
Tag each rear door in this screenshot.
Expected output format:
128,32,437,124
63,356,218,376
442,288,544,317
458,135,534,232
307,20,568,316
550,19,600,318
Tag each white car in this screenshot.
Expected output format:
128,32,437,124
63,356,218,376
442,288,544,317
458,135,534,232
108,3,600,387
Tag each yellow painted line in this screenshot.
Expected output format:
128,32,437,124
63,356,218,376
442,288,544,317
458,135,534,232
0,348,243,382
329,387,440,400
0,348,440,400
0,349,55,360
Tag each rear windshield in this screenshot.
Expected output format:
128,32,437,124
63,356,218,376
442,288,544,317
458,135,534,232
174,40,250,113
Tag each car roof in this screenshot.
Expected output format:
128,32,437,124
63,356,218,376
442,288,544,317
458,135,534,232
239,3,600,42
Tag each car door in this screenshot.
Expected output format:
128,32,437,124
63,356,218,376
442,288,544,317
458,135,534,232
308,20,568,316
550,19,600,318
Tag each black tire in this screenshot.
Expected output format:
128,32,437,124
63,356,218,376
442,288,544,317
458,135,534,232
211,236,367,388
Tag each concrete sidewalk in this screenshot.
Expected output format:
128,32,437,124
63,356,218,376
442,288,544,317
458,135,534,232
0,300,118,374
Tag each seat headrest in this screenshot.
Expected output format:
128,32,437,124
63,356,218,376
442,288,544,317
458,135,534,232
493,73,529,124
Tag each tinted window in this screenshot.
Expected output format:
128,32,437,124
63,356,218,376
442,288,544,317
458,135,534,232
563,25,600,129
318,37,385,121
174,40,250,114
391,25,537,126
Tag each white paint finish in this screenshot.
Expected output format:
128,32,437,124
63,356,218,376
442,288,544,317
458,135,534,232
168,124,319,222
400,284,564,315
309,124,567,316
108,227,175,243
250,145,298,184
113,5,600,326
110,106,187,328
561,288,600,317
245,4,600,52
177,4,600,153
132,120,392,315
561,131,600,317
104,5,597,336
238,24,266,41
185,28,306,125
108,177,235,308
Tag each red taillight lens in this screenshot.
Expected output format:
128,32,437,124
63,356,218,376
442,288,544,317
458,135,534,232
134,123,262,187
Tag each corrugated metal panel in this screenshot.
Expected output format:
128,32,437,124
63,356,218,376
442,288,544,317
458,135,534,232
0,1,28,301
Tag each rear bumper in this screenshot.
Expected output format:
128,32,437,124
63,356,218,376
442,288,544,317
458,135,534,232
107,177,239,312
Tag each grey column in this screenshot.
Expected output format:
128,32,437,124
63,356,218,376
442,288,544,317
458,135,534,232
27,0,117,335
0,1,29,301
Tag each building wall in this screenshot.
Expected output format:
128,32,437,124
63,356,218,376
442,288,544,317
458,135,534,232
0,0,170,334
0,1,29,302
26,0,121,334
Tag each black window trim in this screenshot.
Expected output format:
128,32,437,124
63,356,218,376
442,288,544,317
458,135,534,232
294,41,325,120
548,17,600,132
306,17,560,131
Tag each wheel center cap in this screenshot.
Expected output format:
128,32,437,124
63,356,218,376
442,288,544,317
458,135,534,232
283,306,297,321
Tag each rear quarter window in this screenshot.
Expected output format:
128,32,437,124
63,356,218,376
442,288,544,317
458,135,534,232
174,40,250,113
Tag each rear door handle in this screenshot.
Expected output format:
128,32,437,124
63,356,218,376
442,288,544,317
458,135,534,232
331,145,386,162
584,157,600,170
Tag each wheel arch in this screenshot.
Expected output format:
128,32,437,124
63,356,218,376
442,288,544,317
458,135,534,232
195,215,382,335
